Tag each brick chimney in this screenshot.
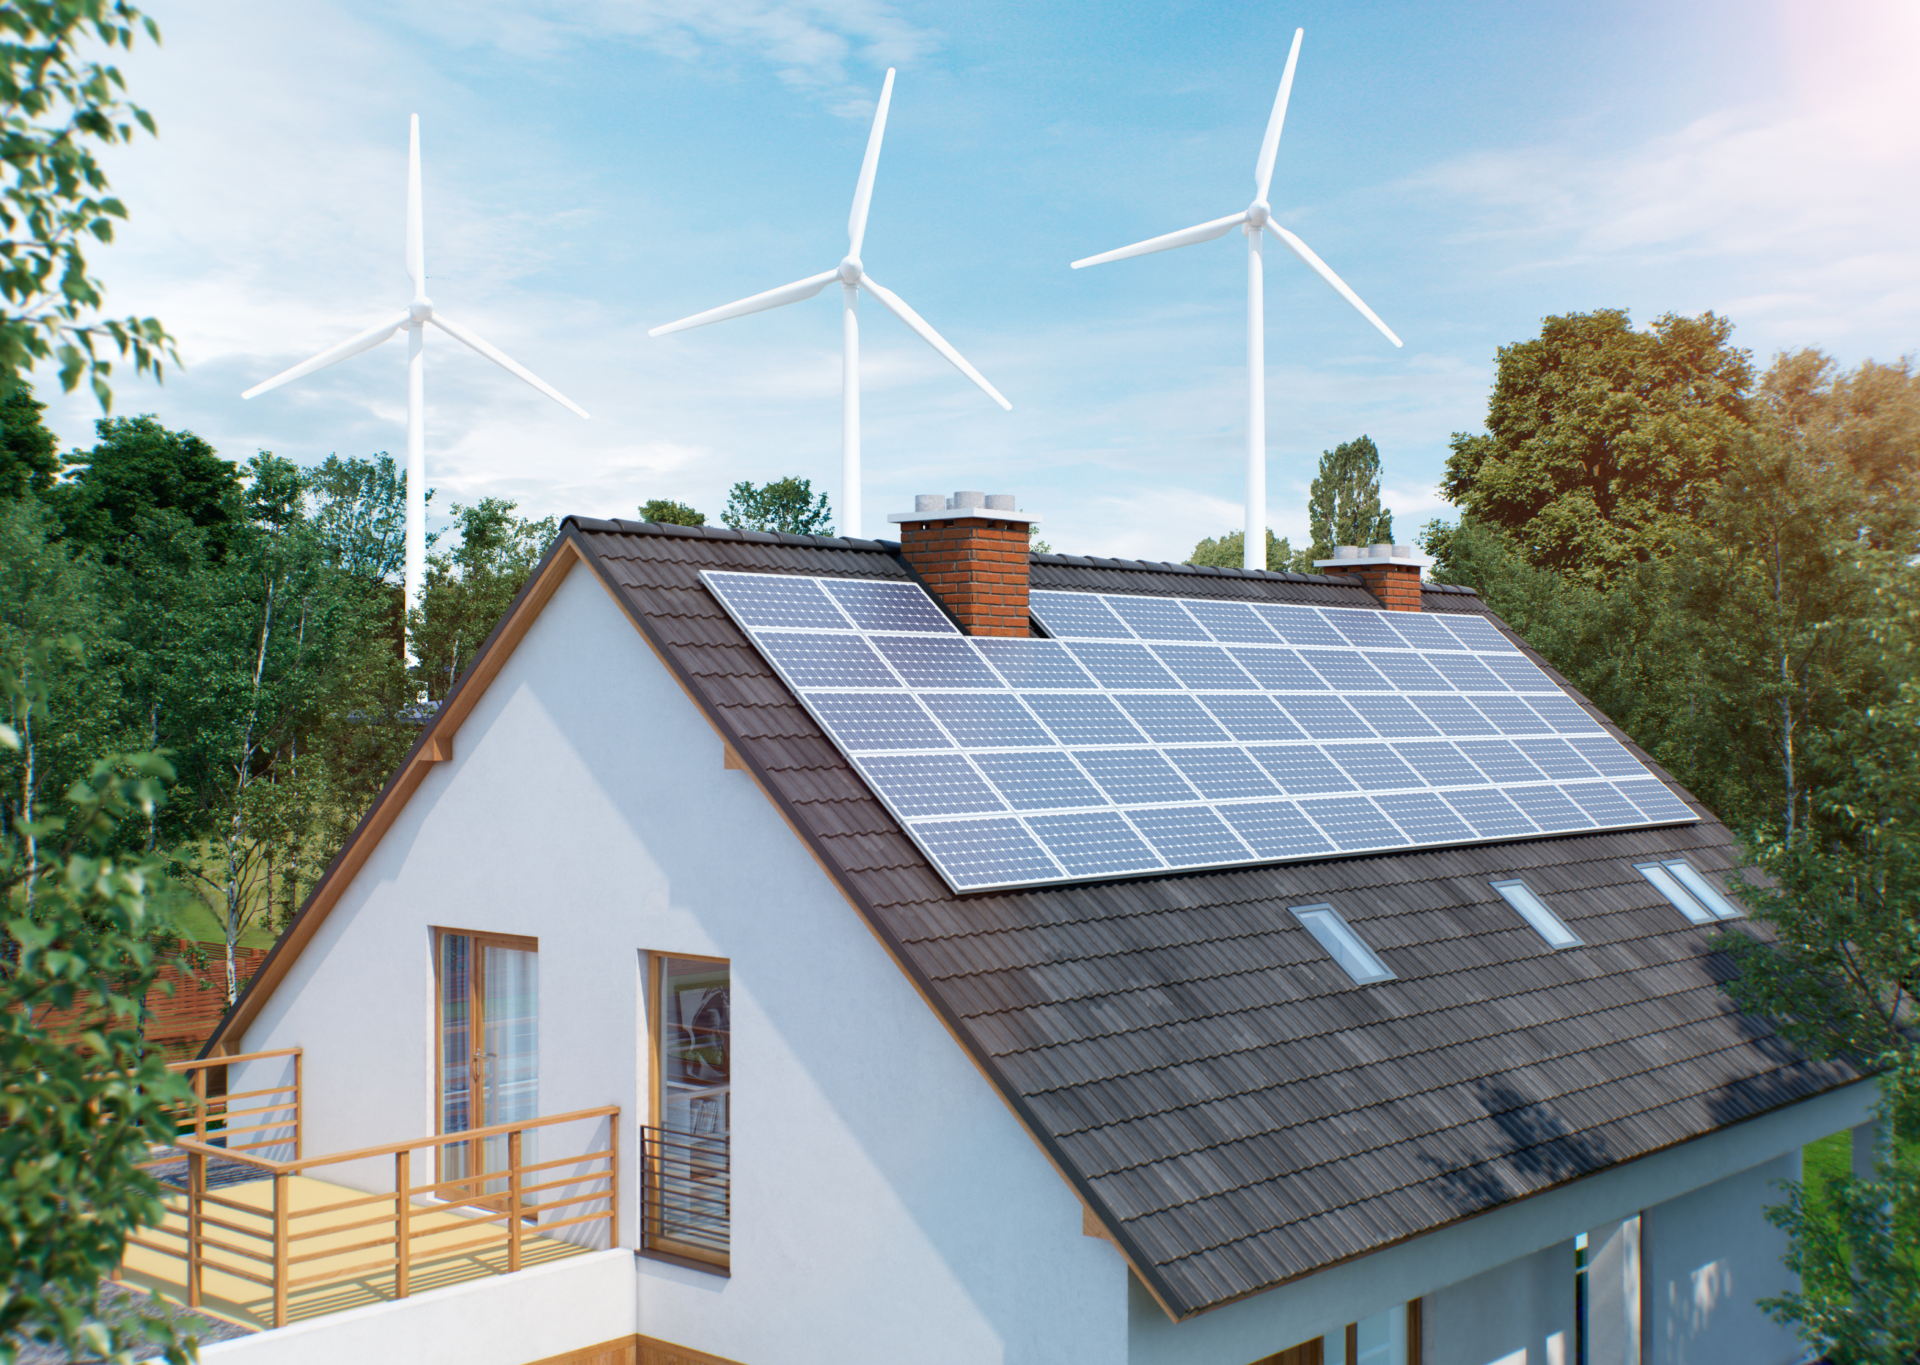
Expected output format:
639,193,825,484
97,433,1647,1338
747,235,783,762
1314,544,1423,612
889,492,1038,636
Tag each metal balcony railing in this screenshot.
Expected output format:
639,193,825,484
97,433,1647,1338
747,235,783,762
641,1124,729,1263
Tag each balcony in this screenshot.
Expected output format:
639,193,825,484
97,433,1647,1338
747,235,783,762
119,1049,619,1330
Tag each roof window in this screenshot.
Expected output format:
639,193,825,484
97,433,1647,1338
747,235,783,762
1291,905,1395,984
1491,879,1581,948
1635,859,1743,923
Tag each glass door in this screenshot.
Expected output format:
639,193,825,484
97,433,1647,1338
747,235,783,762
437,930,539,1203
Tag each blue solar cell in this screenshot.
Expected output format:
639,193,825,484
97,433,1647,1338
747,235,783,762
1615,779,1694,823
972,638,1096,689
1373,792,1475,843
1505,785,1595,833
1072,749,1199,804
1481,653,1555,691
1471,696,1555,735
822,578,957,634
1345,695,1440,739
1103,595,1210,642
1325,743,1425,791
1063,641,1181,690
1455,739,1549,784
704,572,850,630
1379,613,1464,650
1511,738,1599,781
1028,591,1134,639
1562,782,1646,826
1320,607,1406,649
855,754,1004,816
1564,734,1644,777
1218,801,1335,859
1128,807,1252,866
919,694,1054,747
1391,741,1486,787
1021,693,1148,746
1298,650,1393,692
1116,694,1232,743
1199,695,1304,742
972,752,1109,810
1182,599,1282,644
911,817,1059,887
1163,747,1281,799
869,636,1003,689
809,693,950,750
1275,696,1376,740
1440,788,1538,840
1524,695,1602,734
1427,654,1508,691
1439,615,1517,652
1296,796,1410,850
1246,745,1357,794
1227,647,1328,691
1362,651,1452,690
761,633,899,688
1251,604,1347,647
1408,696,1498,736
1148,644,1258,690
1027,810,1162,877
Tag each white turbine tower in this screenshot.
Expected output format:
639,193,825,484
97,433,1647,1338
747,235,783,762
648,69,1010,541
1072,29,1402,571
242,114,588,635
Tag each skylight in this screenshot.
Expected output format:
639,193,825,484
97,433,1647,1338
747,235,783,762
1491,879,1581,948
1658,860,1744,919
1291,905,1395,984
1635,860,1742,923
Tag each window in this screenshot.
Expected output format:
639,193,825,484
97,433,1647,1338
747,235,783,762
1292,905,1394,984
1491,879,1581,948
1636,859,1742,923
434,929,538,1198
645,955,730,1267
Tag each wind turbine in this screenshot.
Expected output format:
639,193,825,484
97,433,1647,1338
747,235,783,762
648,69,1010,541
242,114,588,638
1072,29,1402,571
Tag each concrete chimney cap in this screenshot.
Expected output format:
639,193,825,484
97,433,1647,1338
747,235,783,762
949,490,988,509
1315,544,1422,568
914,494,944,513
985,493,1016,511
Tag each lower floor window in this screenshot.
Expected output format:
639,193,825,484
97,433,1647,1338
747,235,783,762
643,954,730,1267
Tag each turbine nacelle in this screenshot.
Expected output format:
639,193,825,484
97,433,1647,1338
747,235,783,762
1246,199,1272,229
409,297,434,324
838,257,864,285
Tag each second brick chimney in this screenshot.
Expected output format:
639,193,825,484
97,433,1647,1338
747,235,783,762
1314,544,1423,611
889,491,1037,636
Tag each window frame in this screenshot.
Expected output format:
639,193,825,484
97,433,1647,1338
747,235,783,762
430,926,539,1193
644,950,732,1272
1490,879,1582,949
1290,904,1395,985
1658,859,1744,919
1634,861,1725,924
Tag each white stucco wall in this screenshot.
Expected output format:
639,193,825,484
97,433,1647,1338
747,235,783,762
1425,1240,1573,1365
232,563,1128,1365
1642,1152,1801,1365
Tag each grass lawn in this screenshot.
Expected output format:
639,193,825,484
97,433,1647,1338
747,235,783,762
169,895,281,949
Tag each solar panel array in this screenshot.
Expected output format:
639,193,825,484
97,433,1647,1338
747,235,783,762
702,572,1696,892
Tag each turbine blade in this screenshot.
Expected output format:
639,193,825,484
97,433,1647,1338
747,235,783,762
848,69,896,259
1070,211,1246,269
240,312,411,399
428,313,590,417
407,114,424,291
1255,30,1304,201
1265,221,1403,347
647,269,839,336
858,273,1012,410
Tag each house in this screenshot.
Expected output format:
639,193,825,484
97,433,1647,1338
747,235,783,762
191,496,1876,1365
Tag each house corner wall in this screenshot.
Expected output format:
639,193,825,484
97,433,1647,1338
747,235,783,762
1423,1239,1574,1365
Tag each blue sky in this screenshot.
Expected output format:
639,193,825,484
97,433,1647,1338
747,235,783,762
31,0,1920,562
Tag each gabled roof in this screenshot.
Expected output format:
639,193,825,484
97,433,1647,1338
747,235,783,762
212,517,1856,1320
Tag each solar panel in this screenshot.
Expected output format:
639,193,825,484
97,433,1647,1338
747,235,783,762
704,572,1695,892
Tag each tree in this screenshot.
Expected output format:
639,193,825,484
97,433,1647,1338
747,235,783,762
52,414,240,561
0,382,58,498
308,452,410,581
0,0,175,407
1441,309,1753,587
720,477,832,537
409,498,557,701
1187,528,1307,573
1307,435,1394,561
639,498,704,527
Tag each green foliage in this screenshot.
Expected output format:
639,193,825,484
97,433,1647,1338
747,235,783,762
639,498,705,527
1186,528,1308,573
308,453,411,582
0,383,57,498
1028,524,1052,556
52,415,240,561
1307,434,1394,561
0,711,197,1364
720,477,832,537
409,498,557,700
1442,309,1753,587
0,1,175,408
1759,1046,1920,1365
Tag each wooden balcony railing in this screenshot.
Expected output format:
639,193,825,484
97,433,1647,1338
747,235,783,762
641,1124,728,1266
157,1047,303,1157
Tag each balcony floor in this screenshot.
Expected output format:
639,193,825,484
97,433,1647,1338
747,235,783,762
118,1175,593,1329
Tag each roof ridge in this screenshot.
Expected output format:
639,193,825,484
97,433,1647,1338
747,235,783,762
562,515,900,553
